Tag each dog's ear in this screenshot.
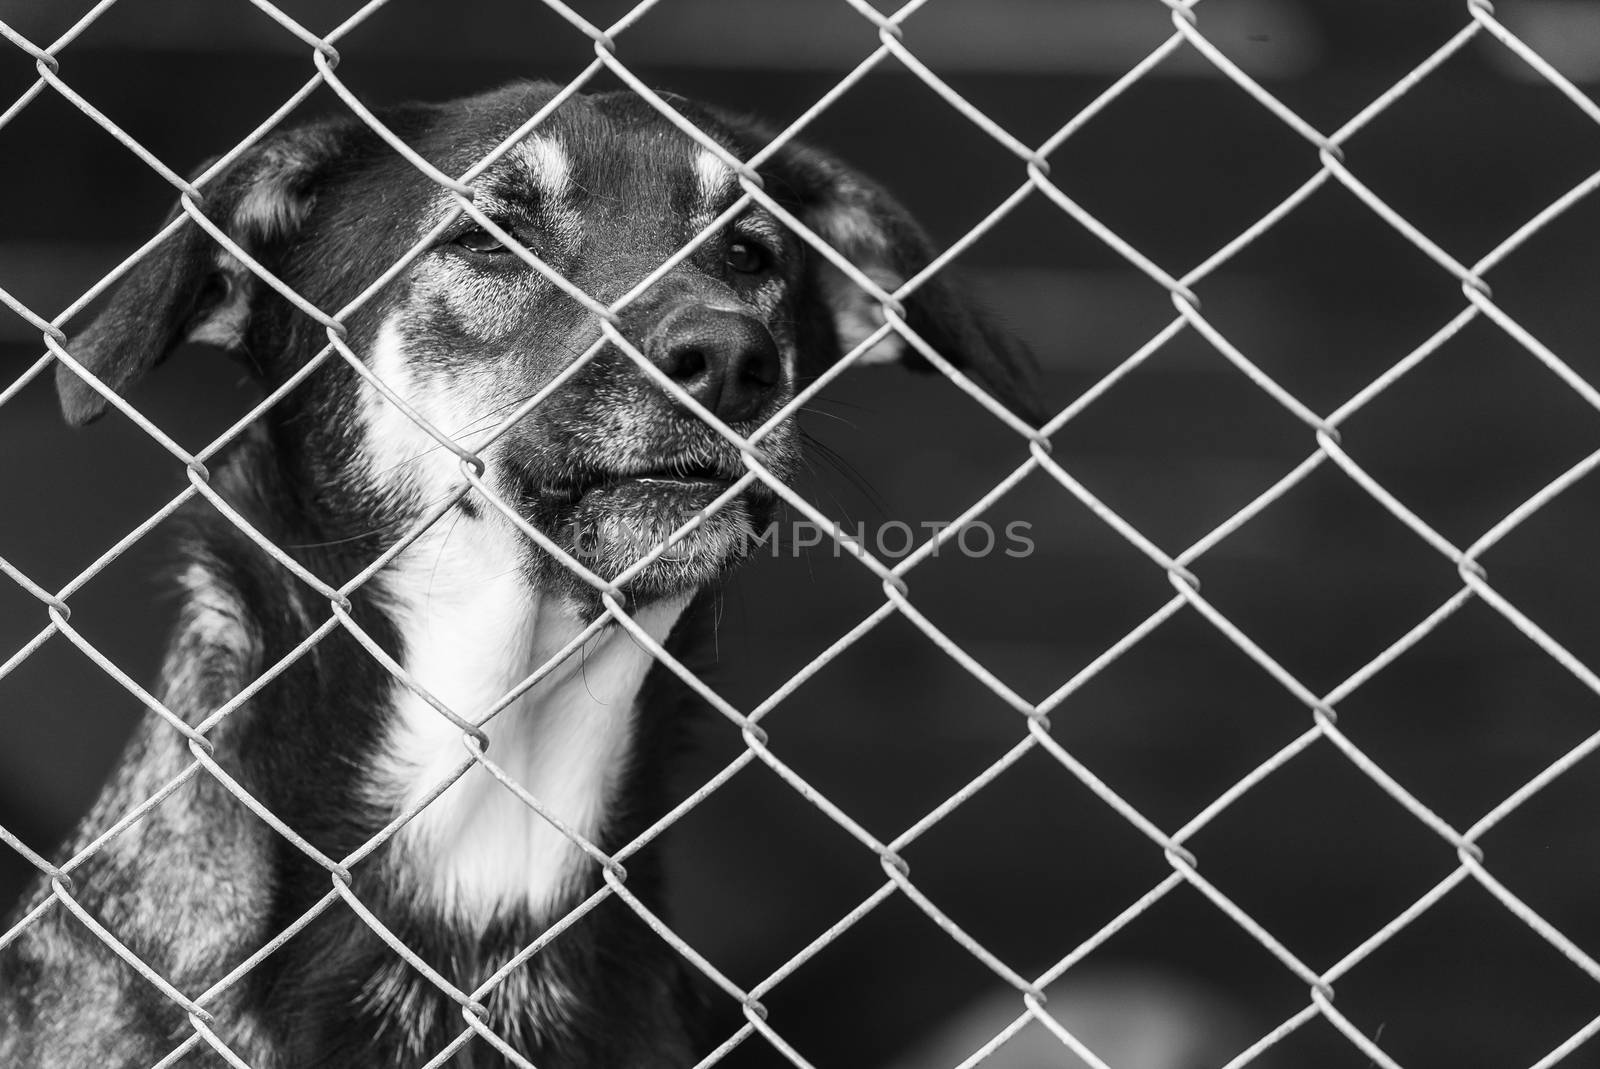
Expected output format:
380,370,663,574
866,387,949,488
56,124,347,426
759,137,1044,424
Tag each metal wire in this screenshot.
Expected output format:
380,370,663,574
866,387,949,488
0,1,1597,1066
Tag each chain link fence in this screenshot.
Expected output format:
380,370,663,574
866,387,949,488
1,0,1599,1066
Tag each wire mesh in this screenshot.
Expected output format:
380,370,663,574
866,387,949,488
1,1,1599,1066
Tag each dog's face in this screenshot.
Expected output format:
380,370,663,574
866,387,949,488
56,82,1039,607
378,93,814,601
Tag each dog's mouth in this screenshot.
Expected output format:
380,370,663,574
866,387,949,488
526,456,746,508
499,435,790,601
507,451,768,595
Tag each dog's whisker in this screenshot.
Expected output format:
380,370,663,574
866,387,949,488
799,429,887,518
424,507,469,611
797,403,857,429
284,487,468,550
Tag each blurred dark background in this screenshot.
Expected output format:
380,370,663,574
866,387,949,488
4,1,1600,1066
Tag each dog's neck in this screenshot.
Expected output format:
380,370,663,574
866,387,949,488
373,512,688,925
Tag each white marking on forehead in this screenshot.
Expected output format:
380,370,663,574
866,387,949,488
500,134,583,251
518,134,572,198
694,148,734,209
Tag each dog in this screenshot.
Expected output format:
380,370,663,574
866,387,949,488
0,79,1038,1067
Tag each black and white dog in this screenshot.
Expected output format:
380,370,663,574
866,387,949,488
0,80,1037,1066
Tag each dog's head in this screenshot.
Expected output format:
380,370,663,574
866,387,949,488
57,81,1039,607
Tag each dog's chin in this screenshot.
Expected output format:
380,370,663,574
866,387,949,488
527,472,772,606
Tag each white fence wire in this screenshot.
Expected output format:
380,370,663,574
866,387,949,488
1,0,1600,1066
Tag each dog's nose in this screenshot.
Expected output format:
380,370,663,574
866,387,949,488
650,310,781,424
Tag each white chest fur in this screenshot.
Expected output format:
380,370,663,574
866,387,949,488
375,517,686,925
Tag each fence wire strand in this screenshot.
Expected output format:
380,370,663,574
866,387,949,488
0,1,1598,1066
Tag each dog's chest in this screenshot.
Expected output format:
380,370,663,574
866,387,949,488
374,519,683,924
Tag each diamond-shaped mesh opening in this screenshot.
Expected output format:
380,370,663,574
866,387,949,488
888,962,1280,1069
896,741,1175,952
668,758,899,1003
901,467,1173,675
0,631,134,858
1188,460,1469,695
1213,1015,1369,1069
1349,36,1600,254
1198,179,1471,413
0,387,172,581
1188,740,1465,968
802,360,1034,527
1337,879,1600,1068
1331,595,1600,826
695,617,1028,836
1269,4,1457,126
1475,742,1600,942
1340,313,1600,544
1046,325,1315,550
326,0,615,109
0,83,181,242
1484,479,1600,679
742,890,1005,1069
1073,879,1324,1054
1037,606,1313,830
1045,61,1313,268
44,2,327,145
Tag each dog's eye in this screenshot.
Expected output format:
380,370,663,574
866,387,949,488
726,240,770,275
455,227,509,255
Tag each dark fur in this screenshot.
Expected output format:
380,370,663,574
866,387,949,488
0,81,1037,1066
